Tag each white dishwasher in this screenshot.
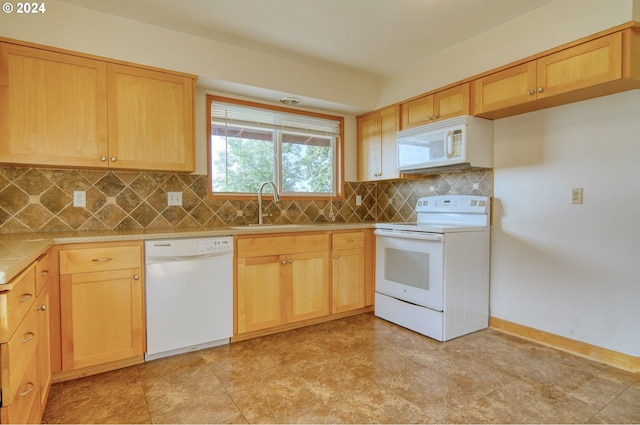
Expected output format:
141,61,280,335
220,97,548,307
144,236,233,361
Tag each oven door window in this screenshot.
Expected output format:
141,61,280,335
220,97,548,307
385,248,430,290
375,235,444,311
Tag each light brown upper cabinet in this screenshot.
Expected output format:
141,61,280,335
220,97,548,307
0,40,196,172
400,83,470,130
106,64,194,172
473,30,640,119
357,105,400,181
0,43,109,169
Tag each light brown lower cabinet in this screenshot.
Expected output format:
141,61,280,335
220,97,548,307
236,234,330,335
0,251,51,424
35,283,51,413
58,241,145,377
331,232,366,314
235,230,374,341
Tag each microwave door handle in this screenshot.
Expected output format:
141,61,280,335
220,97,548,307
445,130,454,158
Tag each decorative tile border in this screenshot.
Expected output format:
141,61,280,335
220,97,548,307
0,167,492,233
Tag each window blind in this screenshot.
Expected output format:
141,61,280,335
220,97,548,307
211,102,341,136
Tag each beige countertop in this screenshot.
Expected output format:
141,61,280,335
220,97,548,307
0,222,375,285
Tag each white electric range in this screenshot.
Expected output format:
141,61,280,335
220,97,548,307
374,195,490,341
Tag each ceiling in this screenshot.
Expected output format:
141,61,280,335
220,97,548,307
57,0,554,80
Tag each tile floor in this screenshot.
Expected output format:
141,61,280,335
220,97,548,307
43,313,639,424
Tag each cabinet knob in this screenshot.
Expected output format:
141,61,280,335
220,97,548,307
100,156,107,161
37,304,46,311
288,259,293,264
133,274,140,280
431,115,438,121
537,87,544,93
111,156,117,162
528,89,535,95
334,255,339,259
281,260,287,265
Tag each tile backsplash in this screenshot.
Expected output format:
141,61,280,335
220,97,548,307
0,167,492,233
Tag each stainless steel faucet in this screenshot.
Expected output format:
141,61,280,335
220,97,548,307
257,181,280,224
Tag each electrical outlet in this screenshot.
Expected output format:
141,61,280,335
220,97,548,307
167,191,182,206
571,187,583,204
355,194,362,206
73,191,86,208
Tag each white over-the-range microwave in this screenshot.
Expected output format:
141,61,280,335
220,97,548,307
396,115,493,173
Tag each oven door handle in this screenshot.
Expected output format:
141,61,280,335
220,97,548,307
374,229,444,242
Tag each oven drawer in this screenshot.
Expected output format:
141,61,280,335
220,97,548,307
375,292,444,341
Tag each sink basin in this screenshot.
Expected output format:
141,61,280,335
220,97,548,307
230,224,309,230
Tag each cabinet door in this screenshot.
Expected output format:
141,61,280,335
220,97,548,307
433,83,470,122
107,64,195,172
400,95,433,130
378,105,400,180
332,247,365,314
236,256,286,334
472,62,537,115
0,43,108,168
60,268,144,370
537,32,622,98
287,251,330,323
357,112,382,181
35,284,51,410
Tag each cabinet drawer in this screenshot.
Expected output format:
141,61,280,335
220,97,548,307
0,264,36,343
59,244,141,274
237,234,329,258
35,252,51,294
0,348,40,423
1,308,38,406
332,232,365,250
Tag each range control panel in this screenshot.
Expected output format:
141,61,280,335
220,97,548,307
416,195,489,214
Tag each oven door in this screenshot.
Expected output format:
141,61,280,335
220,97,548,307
375,229,444,311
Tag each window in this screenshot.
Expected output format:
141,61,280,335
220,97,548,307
207,95,344,199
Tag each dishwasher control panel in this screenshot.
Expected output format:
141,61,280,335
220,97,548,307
145,236,234,261
198,239,232,254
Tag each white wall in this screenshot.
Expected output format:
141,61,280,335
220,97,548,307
377,0,636,108
0,0,368,179
491,90,640,356
0,0,375,112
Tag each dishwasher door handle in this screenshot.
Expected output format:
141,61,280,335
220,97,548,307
146,253,231,263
